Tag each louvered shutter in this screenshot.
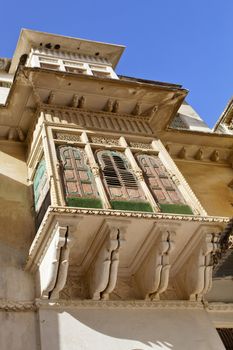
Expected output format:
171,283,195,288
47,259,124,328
58,146,98,199
97,150,144,201
137,154,185,205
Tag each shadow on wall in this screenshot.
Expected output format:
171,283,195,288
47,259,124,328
39,308,175,350
38,307,223,350
0,173,35,301
0,173,34,251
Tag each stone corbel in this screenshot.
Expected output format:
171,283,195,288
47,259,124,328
136,227,176,300
89,222,126,300
182,231,220,301
39,223,72,299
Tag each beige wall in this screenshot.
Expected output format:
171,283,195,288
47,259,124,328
39,307,225,350
0,142,35,299
0,311,38,350
175,161,233,216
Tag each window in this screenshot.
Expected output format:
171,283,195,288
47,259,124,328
97,150,151,212
33,157,50,229
137,154,192,214
63,61,87,74
28,50,118,79
38,56,60,70
58,145,101,208
90,64,112,78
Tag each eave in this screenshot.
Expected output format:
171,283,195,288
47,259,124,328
9,29,125,74
0,66,188,141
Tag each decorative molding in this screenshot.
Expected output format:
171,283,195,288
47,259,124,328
32,47,110,66
0,301,35,312
166,142,232,166
41,105,153,136
129,141,152,149
55,132,81,142
1,299,232,312
35,299,204,309
90,136,119,146
48,206,230,223
206,302,233,312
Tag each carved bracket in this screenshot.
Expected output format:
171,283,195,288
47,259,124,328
39,223,72,300
182,231,220,301
136,227,176,300
88,221,127,300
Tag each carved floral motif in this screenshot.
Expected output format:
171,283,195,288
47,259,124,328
91,136,119,146
130,141,152,149
55,133,81,142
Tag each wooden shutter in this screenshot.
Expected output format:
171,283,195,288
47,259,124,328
58,146,98,199
97,150,144,201
33,157,50,212
137,154,185,205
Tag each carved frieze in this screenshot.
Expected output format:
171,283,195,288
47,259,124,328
43,107,153,135
91,136,119,146
55,132,81,142
129,141,152,149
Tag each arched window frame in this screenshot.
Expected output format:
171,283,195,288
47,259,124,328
136,153,193,214
57,145,101,208
96,150,152,212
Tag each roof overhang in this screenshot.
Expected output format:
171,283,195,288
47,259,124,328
9,29,125,74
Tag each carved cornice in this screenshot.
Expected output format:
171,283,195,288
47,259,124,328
166,142,233,166
0,299,233,312
39,105,153,137
41,104,151,122
1,299,232,312
35,299,204,309
49,206,230,223
0,301,36,312
206,302,233,312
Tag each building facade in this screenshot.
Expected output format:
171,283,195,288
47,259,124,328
0,29,232,350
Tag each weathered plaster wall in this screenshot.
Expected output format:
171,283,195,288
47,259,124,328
39,308,225,350
207,279,233,303
0,143,35,299
175,161,233,216
0,311,38,350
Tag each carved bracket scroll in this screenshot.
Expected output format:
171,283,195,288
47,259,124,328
39,223,72,300
88,221,127,300
136,227,176,300
182,231,220,301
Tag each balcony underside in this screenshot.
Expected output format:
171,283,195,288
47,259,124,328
25,206,229,301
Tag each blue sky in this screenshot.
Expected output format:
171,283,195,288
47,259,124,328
0,0,232,127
